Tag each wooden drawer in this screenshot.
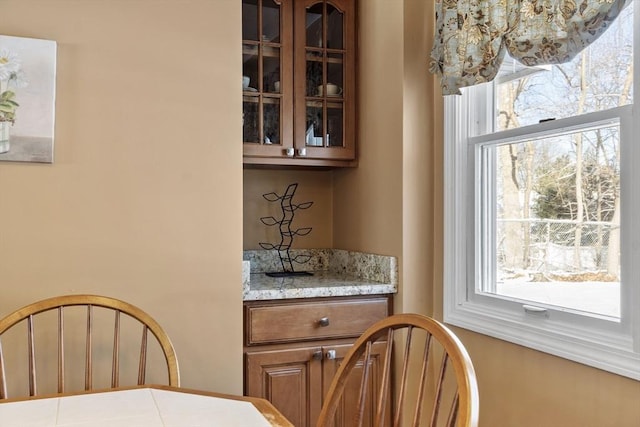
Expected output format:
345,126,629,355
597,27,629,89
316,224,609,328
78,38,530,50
245,296,390,345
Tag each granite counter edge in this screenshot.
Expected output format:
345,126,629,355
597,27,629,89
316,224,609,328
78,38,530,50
243,283,397,301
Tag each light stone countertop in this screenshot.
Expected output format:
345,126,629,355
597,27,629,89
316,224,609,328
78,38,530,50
242,249,397,301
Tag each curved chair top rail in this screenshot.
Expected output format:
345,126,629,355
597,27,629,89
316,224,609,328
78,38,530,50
317,313,480,427
0,294,180,398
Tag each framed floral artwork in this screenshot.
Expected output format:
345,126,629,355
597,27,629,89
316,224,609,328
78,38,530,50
0,35,56,163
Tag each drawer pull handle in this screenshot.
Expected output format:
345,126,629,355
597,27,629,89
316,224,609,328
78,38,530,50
312,350,323,361
326,350,336,360
318,317,330,327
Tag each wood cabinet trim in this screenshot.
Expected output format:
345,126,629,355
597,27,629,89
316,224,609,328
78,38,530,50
243,294,393,427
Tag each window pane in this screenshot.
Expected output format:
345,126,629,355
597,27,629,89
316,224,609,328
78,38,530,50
495,2,633,131
480,125,621,319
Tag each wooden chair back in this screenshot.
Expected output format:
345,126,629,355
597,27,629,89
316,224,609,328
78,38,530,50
316,313,479,427
0,294,180,399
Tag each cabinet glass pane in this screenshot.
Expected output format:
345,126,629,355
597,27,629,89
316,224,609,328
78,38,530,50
306,51,324,97
306,3,323,48
326,4,343,49
327,52,343,96
306,101,324,147
327,103,343,147
264,98,281,145
243,97,259,143
263,46,281,93
242,0,259,41
262,0,281,43
242,43,259,91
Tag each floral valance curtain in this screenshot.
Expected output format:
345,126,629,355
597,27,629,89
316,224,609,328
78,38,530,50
430,0,629,95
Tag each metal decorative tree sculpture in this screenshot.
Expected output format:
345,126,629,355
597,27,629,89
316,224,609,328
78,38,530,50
259,183,313,276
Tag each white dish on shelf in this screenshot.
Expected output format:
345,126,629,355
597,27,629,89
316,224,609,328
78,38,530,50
244,87,258,92
327,93,342,97
317,83,342,96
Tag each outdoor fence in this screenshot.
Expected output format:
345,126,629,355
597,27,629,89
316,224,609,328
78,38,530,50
497,218,620,277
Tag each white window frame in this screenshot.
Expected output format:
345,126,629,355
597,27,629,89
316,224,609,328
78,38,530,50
443,3,640,380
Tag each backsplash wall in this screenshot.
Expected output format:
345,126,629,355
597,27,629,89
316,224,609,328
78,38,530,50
243,169,334,249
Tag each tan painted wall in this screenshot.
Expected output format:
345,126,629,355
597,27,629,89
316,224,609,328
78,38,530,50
401,0,434,316
0,0,244,394
333,0,403,262
456,328,640,426
243,169,333,250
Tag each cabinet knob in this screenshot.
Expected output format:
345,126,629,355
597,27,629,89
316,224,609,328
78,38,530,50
312,350,323,361
326,350,336,360
297,148,306,157
285,148,295,157
318,317,330,327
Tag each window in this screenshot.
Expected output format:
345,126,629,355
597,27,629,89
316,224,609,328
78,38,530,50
443,2,640,379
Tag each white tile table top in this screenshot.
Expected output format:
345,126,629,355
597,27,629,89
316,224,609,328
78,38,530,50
0,387,278,427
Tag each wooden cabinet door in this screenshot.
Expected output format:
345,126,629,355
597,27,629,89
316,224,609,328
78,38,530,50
242,0,295,159
242,0,357,167
293,0,356,162
321,342,391,427
246,346,323,427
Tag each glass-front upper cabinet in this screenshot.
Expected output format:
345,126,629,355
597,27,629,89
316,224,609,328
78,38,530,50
294,0,355,161
243,0,356,166
242,0,293,158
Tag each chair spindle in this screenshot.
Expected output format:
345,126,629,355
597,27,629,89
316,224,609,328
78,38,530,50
446,392,460,427
429,352,450,427
27,315,36,396
0,339,7,399
85,305,93,390
374,328,395,427
138,326,148,385
413,332,433,427
58,307,65,393
394,325,414,427
112,310,121,388
355,340,373,427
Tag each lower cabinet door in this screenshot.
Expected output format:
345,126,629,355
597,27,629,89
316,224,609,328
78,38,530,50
322,342,391,427
246,346,323,427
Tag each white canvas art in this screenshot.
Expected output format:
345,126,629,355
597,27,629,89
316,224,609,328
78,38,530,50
0,35,57,163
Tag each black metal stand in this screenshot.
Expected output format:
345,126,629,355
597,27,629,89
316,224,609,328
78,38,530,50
259,183,314,276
